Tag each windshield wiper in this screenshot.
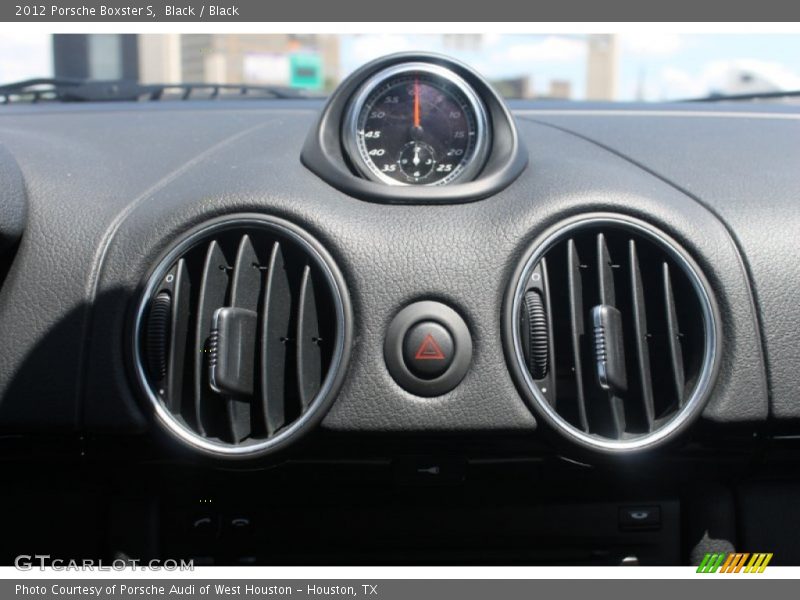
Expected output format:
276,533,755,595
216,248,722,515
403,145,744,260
0,78,322,104
682,89,800,102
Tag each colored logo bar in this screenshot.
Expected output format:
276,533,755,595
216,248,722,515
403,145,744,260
697,552,773,573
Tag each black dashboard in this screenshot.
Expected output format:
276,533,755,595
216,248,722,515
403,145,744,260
1,53,799,566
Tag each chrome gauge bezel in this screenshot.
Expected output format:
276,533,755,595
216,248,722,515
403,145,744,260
342,62,491,187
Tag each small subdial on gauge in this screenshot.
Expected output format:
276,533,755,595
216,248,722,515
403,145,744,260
398,141,436,181
344,63,490,186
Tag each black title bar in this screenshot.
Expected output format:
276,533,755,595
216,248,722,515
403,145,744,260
2,0,800,22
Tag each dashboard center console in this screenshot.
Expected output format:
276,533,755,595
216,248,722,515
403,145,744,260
0,51,798,566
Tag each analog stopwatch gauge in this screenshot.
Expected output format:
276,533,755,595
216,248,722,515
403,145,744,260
343,63,491,186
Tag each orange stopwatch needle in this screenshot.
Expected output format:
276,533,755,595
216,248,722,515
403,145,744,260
413,78,421,128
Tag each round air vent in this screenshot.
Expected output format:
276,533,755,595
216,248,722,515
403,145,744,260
505,214,721,453
132,214,351,458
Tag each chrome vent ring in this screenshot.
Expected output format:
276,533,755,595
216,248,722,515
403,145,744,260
132,214,351,459
505,214,721,453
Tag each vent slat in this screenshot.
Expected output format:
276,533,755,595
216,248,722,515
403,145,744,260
629,240,655,432
193,241,229,436
166,259,191,414
596,233,625,438
230,235,262,309
596,233,616,306
663,263,686,406
566,239,589,432
540,257,557,404
261,241,291,436
225,234,260,443
608,389,626,439
296,265,324,410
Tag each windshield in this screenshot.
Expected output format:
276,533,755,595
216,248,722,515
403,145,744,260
2,32,799,102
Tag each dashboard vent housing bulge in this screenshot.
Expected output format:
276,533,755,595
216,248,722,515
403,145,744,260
507,214,720,453
133,215,350,458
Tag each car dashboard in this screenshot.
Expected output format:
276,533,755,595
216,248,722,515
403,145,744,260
1,54,799,566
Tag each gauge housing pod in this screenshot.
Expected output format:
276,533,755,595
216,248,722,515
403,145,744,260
301,52,528,204
343,62,492,187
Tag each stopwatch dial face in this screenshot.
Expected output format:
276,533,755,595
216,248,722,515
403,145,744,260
349,68,488,186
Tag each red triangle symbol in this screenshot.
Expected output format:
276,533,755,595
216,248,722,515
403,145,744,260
414,333,446,360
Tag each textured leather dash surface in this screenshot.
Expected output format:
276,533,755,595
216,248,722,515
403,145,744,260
0,102,773,436
525,112,794,420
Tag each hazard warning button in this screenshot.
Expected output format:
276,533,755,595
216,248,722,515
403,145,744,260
402,321,455,379
385,301,472,397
